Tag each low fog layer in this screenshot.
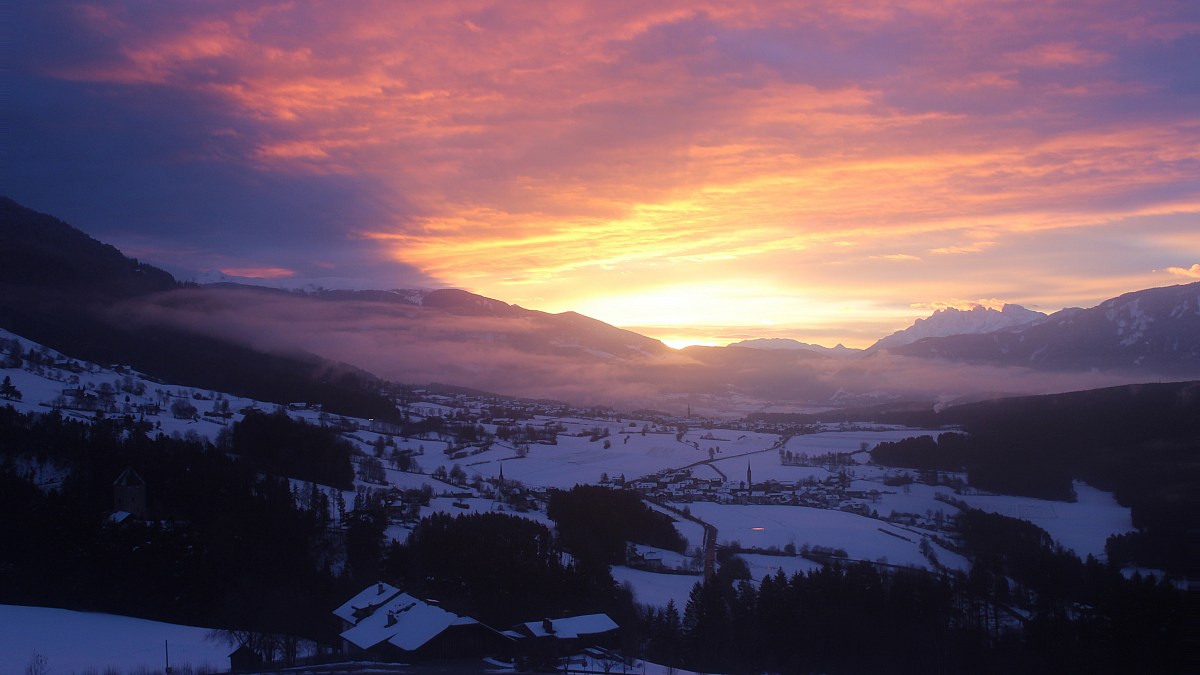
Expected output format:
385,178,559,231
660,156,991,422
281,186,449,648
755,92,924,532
111,287,1144,410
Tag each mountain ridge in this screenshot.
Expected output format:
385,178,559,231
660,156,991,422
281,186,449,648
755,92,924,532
0,197,400,419
868,303,1047,351
730,338,861,356
888,283,1200,376
5,196,1199,408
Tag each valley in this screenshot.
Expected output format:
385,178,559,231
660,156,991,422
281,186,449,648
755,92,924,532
0,326,1190,673
1,200,1195,673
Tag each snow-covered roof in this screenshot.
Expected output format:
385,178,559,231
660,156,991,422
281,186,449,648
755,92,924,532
340,592,459,651
331,582,401,624
519,614,618,639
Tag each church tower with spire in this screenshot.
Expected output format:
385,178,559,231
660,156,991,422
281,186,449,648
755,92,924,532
113,467,147,519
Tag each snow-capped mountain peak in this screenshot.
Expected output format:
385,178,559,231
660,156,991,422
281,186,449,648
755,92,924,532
870,303,1046,351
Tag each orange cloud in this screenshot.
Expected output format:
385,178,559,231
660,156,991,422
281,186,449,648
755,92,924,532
931,242,995,255
1168,264,1200,279
28,0,1200,346
911,298,1011,312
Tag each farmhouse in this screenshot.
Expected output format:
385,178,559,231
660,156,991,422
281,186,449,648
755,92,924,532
333,583,512,662
511,614,620,668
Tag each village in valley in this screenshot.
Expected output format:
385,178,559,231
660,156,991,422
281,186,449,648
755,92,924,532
1,326,1159,673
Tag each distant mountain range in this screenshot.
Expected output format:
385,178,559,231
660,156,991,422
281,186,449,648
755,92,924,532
886,285,1200,374
4,196,1199,410
868,304,1047,351
730,305,1051,356
730,338,862,356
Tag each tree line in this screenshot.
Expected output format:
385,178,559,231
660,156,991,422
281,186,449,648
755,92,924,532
547,485,689,565
865,382,1200,574
0,406,364,643
634,507,1184,674
381,512,633,628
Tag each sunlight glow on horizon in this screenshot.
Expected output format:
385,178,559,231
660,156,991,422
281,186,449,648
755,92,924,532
7,1,1198,347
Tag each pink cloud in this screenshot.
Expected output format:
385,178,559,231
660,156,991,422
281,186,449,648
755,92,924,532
1004,42,1109,68
19,1,1200,346
219,267,296,279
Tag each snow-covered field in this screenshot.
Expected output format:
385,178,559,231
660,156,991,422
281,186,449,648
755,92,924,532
958,482,1135,558
612,567,703,609
784,429,945,457
646,503,707,553
421,433,731,489
679,501,967,572
0,605,228,673
406,425,797,490
738,552,826,581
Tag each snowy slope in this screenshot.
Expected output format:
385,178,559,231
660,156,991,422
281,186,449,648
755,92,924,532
0,605,230,673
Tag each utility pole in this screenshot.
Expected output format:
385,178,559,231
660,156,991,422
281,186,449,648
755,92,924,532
165,640,171,675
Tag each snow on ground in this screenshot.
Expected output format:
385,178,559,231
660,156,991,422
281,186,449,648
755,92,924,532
784,429,943,456
0,604,228,673
681,428,781,455
711,453,830,484
867,480,956,519
702,429,940,483
612,567,702,609
738,553,825,581
631,544,696,570
571,653,710,675
382,466,459,492
406,425,795,490
957,482,1135,559
689,463,724,481
421,496,554,526
645,503,706,553
385,497,556,544
679,502,950,570
434,434,743,489
393,436,449,456
0,329,312,446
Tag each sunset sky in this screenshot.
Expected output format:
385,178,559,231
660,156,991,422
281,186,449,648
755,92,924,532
7,1,1199,348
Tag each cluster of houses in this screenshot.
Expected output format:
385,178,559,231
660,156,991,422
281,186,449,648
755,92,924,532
327,582,619,669
625,464,882,514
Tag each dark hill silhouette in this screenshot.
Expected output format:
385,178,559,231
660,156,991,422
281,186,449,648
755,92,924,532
0,197,398,419
1,196,177,298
